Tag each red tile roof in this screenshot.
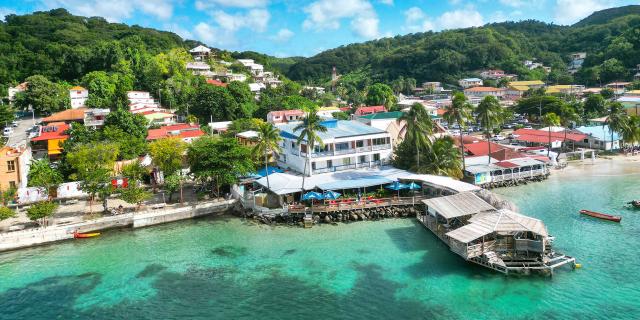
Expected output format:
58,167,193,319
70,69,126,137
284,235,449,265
513,128,587,143
355,105,387,115
146,123,204,141
464,86,505,92
462,141,507,157
42,108,87,123
31,123,70,141
206,79,228,87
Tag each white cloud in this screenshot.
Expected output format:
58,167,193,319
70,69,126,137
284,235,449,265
403,7,434,32
194,22,239,47
212,8,270,32
164,23,194,40
436,9,484,30
553,0,613,25
40,0,173,21
271,28,294,42
403,7,483,32
195,0,268,9
303,0,380,39
0,7,16,21
489,10,508,23
379,0,393,4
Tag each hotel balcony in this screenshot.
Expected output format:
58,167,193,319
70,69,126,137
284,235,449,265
298,144,391,158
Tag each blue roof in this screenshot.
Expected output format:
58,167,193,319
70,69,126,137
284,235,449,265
278,120,386,142
576,126,620,142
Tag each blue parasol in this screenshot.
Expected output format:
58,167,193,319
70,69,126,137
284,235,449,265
385,181,409,198
302,191,324,201
407,182,421,190
323,190,342,200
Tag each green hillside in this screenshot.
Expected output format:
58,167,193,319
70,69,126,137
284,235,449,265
286,7,640,87
0,8,200,84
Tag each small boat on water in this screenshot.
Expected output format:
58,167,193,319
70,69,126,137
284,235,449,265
579,210,622,222
73,232,101,239
627,200,640,208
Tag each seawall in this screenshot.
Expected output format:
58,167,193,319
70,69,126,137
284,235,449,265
0,199,236,253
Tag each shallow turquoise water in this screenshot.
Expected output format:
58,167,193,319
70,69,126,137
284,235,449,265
2,163,640,319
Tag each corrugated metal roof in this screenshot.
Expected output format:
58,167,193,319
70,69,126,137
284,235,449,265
278,120,386,142
576,125,620,142
447,209,548,243
422,192,495,219
470,209,548,237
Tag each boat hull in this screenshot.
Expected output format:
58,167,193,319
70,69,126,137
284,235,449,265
74,232,101,238
579,210,621,222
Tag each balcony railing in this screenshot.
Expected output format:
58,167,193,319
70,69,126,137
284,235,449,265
334,148,356,155
372,144,391,151
355,146,372,152
312,163,357,174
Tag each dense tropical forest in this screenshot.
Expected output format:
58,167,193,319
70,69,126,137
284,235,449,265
286,5,640,88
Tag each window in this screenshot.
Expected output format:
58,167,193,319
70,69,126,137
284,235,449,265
335,142,349,151
6,160,15,172
356,140,364,148
372,138,387,145
291,141,295,149
327,160,332,168
359,155,366,163
312,162,316,170
373,153,380,161
342,158,351,165
9,181,16,189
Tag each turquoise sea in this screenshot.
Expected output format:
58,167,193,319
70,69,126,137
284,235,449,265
2,161,640,319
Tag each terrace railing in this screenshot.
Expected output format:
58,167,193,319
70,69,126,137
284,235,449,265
288,196,425,214
372,144,391,151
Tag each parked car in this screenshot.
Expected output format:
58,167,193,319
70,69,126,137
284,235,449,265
3,127,13,136
508,133,520,139
524,125,533,129
11,121,18,127
491,135,506,141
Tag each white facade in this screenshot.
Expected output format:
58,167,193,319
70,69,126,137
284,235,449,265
276,120,393,176
458,78,483,88
127,91,162,113
8,82,27,102
69,86,88,109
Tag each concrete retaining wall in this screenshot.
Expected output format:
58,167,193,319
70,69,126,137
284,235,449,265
133,200,235,228
0,199,237,253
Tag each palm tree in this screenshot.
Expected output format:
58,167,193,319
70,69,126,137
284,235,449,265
620,115,640,149
422,136,463,179
443,92,473,170
294,110,327,191
558,103,580,151
398,103,434,170
605,102,628,151
541,112,561,157
253,122,283,190
476,96,503,164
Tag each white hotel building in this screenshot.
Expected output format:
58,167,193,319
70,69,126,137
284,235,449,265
276,119,393,176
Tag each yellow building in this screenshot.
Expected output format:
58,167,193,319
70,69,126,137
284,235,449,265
0,145,31,191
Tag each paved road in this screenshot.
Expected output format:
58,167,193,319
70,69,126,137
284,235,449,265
5,116,40,147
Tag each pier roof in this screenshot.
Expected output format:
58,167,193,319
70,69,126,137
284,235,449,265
400,174,481,193
422,192,495,219
446,209,548,243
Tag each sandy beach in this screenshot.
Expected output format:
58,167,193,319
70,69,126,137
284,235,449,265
554,154,640,178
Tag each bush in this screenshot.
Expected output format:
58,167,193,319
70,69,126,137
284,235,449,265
0,206,16,220
26,201,58,225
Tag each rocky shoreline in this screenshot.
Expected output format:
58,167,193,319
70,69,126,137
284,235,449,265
247,205,424,226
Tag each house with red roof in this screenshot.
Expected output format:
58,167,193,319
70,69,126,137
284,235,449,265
30,122,70,160
206,79,228,87
457,136,552,187
354,105,387,116
146,123,205,143
463,86,506,99
512,128,587,149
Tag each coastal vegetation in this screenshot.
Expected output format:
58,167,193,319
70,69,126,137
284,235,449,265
286,5,640,88
253,122,283,190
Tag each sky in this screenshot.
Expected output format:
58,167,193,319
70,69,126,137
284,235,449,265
0,0,638,57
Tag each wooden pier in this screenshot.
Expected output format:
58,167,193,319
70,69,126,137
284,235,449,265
287,196,426,214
